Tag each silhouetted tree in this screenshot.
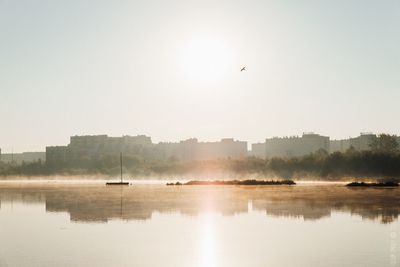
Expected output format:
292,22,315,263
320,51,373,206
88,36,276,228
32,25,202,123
370,134,399,153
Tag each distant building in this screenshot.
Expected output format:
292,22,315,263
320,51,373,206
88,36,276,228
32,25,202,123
0,151,45,164
251,143,267,159
330,133,377,153
46,135,156,166
67,135,154,160
263,133,329,158
42,132,400,165
46,146,68,166
153,138,247,161
194,138,247,161
250,133,329,158
329,139,351,153
349,133,376,151
46,135,248,166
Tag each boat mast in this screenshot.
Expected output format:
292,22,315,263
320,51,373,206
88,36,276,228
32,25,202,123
120,152,123,183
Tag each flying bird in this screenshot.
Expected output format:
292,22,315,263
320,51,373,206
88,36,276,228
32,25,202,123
241,66,246,72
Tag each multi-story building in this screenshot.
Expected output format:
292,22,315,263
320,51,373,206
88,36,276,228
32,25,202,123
251,143,267,159
264,133,329,158
330,133,377,153
0,151,45,164
46,146,68,166
46,135,155,166
251,132,399,157
194,138,247,161
67,135,154,160
349,133,376,151
151,138,247,161
329,139,351,153
43,132,400,165
46,135,248,166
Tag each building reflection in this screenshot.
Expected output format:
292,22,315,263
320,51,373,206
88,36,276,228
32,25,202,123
0,185,399,224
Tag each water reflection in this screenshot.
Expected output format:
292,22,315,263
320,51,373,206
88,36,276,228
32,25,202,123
0,184,399,224
199,214,217,267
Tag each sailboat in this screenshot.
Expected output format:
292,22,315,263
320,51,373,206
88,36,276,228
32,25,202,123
106,152,130,186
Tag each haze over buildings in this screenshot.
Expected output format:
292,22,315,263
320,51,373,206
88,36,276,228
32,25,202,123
46,135,248,167
254,133,330,158
44,132,400,166
0,150,45,165
1,132,399,166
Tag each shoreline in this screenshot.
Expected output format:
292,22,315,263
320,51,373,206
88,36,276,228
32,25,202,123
0,179,350,187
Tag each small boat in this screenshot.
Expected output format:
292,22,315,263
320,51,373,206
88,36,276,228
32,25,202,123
106,152,129,186
106,181,129,185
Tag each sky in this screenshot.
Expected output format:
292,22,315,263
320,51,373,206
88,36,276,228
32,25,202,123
0,0,399,152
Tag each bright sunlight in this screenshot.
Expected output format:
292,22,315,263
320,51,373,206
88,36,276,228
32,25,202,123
180,37,232,84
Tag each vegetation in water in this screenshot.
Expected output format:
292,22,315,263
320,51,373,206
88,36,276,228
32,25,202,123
167,179,295,186
346,181,399,187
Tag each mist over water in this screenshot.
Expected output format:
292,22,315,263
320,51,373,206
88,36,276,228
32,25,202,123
0,183,399,266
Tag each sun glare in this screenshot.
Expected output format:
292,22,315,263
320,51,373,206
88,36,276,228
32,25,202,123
198,214,217,267
180,37,232,84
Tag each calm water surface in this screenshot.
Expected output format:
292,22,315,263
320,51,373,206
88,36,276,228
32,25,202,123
0,183,399,267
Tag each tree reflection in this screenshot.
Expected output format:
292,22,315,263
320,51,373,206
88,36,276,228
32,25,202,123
0,185,399,224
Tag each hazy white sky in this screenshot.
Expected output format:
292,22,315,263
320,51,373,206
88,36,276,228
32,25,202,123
0,0,399,152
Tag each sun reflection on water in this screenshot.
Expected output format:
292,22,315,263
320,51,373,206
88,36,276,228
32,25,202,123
198,213,217,267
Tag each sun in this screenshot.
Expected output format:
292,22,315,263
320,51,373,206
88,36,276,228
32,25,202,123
180,37,232,84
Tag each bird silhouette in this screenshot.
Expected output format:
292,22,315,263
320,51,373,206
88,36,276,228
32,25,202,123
241,67,246,72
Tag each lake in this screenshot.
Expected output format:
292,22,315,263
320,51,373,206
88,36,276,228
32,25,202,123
0,182,399,267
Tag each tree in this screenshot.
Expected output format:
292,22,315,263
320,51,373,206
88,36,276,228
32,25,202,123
314,148,329,159
370,134,399,153
344,146,358,156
